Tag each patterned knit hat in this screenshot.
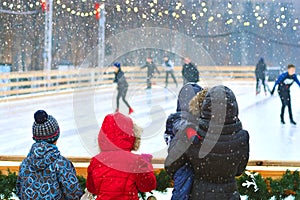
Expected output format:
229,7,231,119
32,110,60,143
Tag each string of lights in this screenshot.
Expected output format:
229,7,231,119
0,0,299,30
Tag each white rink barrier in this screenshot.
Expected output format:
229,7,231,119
0,66,255,99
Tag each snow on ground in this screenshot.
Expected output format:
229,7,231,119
0,81,299,161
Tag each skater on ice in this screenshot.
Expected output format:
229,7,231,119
165,86,249,200
86,112,156,199
271,64,300,125
16,110,83,199
182,57,199,85
255,58,268,95
113,62,134,114
141,57,160,89
163,56,178,88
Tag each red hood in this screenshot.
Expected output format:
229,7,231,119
98,112,135,152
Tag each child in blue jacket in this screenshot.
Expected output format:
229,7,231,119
16,110,83,200
164,83,206,200
271,64,300,125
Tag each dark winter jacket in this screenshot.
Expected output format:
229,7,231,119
87,113,156,200
141,61,160,77
165,86,250,200
164,83,202,200
16,142,83,200
255,59,267,79
182,62,199,83
114,69,128,90
271,72,300,96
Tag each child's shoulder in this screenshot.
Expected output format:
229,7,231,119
54,155,74,168
167,112,181,122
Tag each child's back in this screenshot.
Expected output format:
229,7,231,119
87,112,156,200
16,110,82,200
17,142,82,199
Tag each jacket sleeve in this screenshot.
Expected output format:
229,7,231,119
154,64,160,74
255,64,258,74
136,171,157,192
135,159,157,192
172,115,186,137
141,64,147,69
113,72,118,83
164,113,181,146
169,60,174,68
86,158,99,195
272,73,287,92
16,176,21,198
56,159,83,200
164,114,174,145
236,132,250,176
165,131,191,178
181,65,185,75
16,164,24,198
263,64,267,73
294,74,300,87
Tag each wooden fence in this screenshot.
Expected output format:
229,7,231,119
0,156,299,179
0,66,255,100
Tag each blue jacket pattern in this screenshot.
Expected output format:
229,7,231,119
16,142,83,200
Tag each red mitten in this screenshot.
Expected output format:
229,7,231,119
186,128,201,140
141,154,153,163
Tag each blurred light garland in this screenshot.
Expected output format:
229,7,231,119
0,0,298,30
194,30,300,48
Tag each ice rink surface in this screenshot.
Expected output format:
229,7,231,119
0,81,299,161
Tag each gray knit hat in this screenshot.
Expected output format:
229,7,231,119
32,110,60,143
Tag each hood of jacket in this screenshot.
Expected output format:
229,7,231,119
26,142,60,171
200,85,239,128
176,83,202,113
98,112,135,152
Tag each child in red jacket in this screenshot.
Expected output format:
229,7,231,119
86,112,156,200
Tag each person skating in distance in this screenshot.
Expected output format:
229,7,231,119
163,56,178,88
182,57,199,85
141,57,160,89
271,64,300,125
255,58,268,95
113,62,134,114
